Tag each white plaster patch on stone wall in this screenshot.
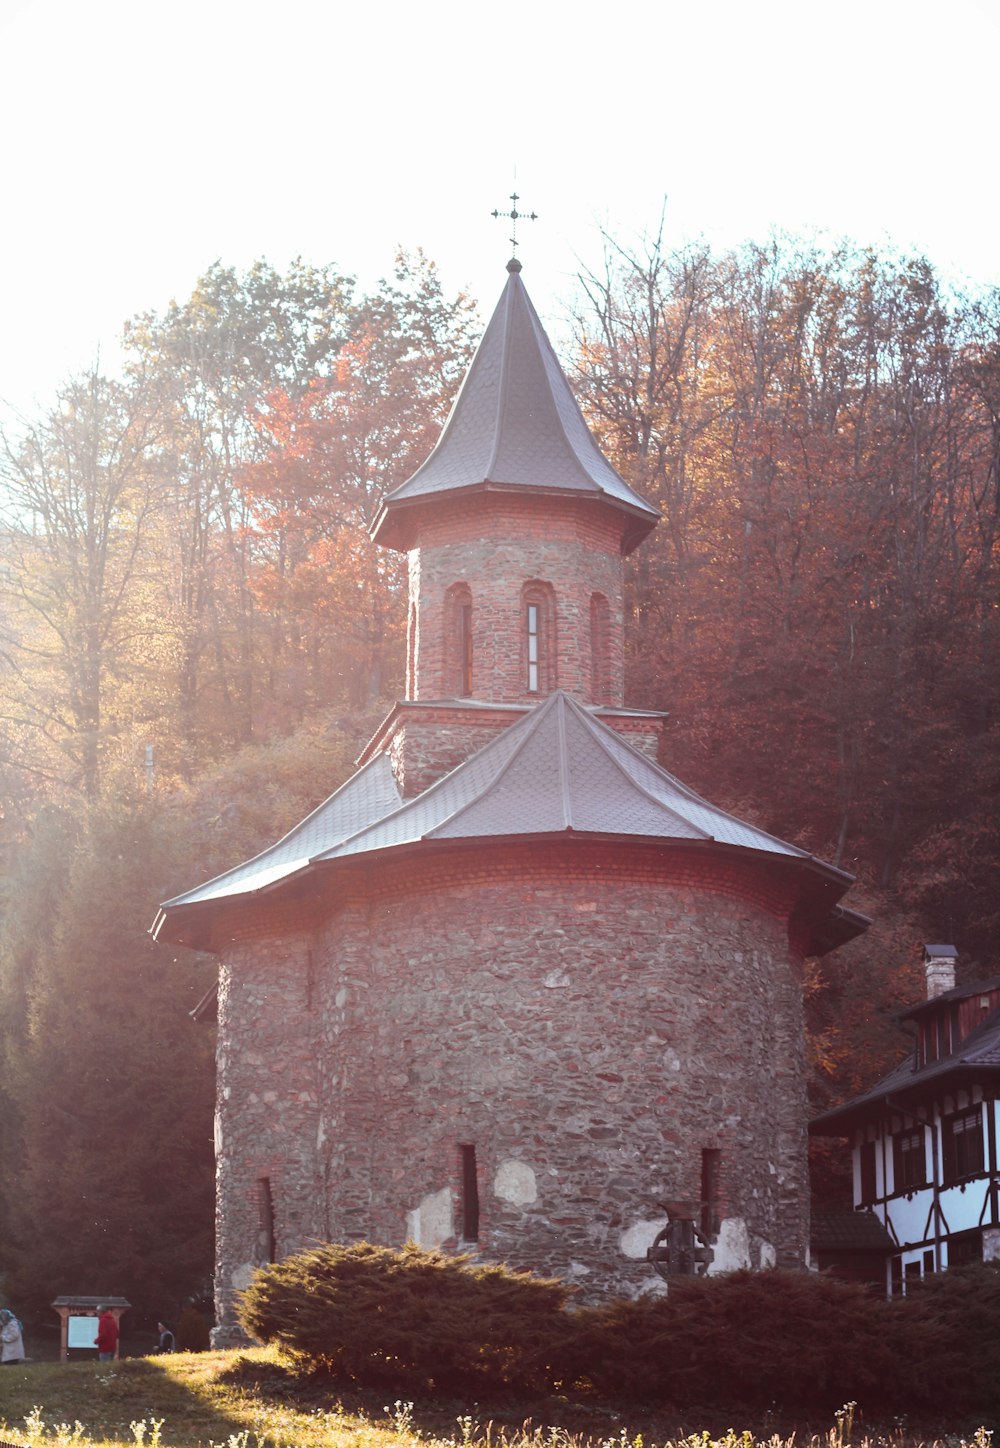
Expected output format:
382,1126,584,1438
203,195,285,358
231,1263,256,1290
661,1047,681,1072
635,1275,668,1298
759,1240,777,1268
316,1116,326,1151
543,969,571,989
984,1227,1000,1262
214,1110,223,1155
405,1186,453,1248
566,1260,592,1279
619,1218,663,1260
494,1159,538,1205
707,1217,751,1273
335,987,348,1008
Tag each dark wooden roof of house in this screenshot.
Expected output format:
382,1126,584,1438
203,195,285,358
810,1208,895,1253
811,975,1000,1135
370,260,660,555
154,691,868,956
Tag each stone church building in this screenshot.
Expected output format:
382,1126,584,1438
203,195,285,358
154,258,868,1340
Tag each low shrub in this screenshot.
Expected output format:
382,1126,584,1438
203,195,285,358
238,1240,569,1393
890,1262,1000,1421
176,1304,211,1351
567,1270,903,1415
239,1244,1000,1420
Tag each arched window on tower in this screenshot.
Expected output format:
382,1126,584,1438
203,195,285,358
444,583,474,697
590,592,611,704
521,581,556,695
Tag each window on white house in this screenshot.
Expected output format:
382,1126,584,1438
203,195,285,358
949,1230,983,1267
943,1108,985,1184
893,1127,928,1192
859,1140,878,1204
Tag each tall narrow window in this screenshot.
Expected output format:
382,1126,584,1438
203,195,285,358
858,1139,877,1205
893,1128,927,1192
460,1144,480,1242
258,1177,276,1263
700,1148,721,1238
444,584,473,696
526,604,539,692
460,602,474,697
943,1108,984,1184
521,581,556,695
407,603,417,697
590,592,611,704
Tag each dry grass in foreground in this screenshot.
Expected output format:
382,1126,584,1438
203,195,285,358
0,1348,992,1448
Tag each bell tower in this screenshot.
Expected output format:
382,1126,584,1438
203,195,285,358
363,260,664,795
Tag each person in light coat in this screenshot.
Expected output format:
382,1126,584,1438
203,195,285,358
0,1308,25,1364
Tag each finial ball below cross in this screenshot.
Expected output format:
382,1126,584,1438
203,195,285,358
491,192,538,264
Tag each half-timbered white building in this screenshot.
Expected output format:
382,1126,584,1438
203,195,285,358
812,945,1000,1293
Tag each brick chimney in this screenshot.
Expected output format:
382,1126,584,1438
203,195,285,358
923,943,958,1000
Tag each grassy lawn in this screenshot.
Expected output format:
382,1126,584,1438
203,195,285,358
0,1349,354,1448
0,1347,990,1448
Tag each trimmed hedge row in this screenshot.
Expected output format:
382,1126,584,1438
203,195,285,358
239,1244,1000,1419
238,1241,569,1393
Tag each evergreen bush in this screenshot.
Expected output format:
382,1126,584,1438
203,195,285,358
238,1241,569,1393
570,1270,903,1414
890,1262,1000,1421
238,1245,1000,1419
176,1305,211,1351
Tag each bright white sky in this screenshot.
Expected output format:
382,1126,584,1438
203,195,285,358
1,0,998,425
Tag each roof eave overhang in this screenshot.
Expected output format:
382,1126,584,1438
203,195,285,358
370,481,659,555
154,830,862,957
150,858,322,953
809,1062,993,1136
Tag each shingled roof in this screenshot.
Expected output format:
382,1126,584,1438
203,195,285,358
152,752,401,920
811,976,1000,1135
371,260,660,554
153,691,867,954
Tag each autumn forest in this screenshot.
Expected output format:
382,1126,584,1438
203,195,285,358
0,230,997,1326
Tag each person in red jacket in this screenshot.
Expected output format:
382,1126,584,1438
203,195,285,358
94,1307,118,1361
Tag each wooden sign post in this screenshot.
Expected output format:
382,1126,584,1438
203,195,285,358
52,1296,130,1362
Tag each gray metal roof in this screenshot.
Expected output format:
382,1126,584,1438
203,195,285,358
155,753,401,913
317,690,823,861
155,692,862,952
371,261,659,553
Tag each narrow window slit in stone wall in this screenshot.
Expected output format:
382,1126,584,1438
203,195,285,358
257,1177,276,1262
701,1148,721,1238
460,1144,480,1241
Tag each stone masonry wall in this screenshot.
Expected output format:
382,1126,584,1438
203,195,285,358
297,842,810,1302
408,495,626,706
213,929,325,1343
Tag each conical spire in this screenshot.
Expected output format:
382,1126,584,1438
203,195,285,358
371,265,659,554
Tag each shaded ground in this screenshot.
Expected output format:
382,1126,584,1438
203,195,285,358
0,1347,991,1448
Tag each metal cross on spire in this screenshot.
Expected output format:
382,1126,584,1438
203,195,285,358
491,192,538,258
